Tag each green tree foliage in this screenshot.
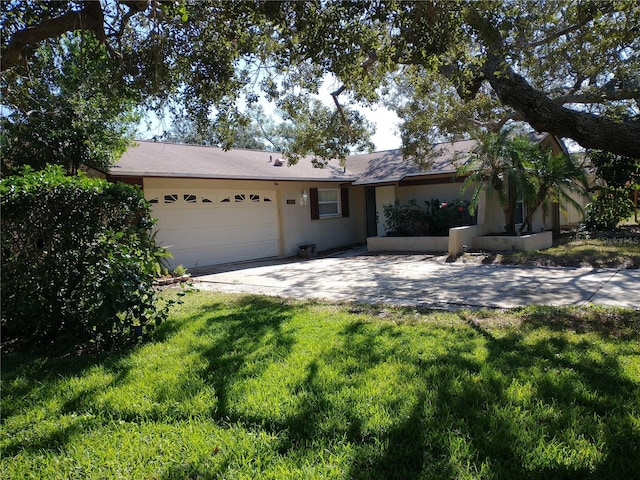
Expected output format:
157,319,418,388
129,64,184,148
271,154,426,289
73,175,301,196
2,1,638,160
1,166,170,351
585,151,640,230
388,1,640,160
162,104,295,152
1,35,140,176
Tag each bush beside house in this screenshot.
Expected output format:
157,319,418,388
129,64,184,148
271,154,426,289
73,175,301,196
383,199,474,237
1,166,170,351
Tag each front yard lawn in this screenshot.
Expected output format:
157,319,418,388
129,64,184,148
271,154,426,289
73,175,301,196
2,292,639,479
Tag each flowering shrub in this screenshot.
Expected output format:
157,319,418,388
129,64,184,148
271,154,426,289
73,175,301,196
383,198,474,236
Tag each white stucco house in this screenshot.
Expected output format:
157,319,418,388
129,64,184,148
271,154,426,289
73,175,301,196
347,132,584,238
109,134,585,268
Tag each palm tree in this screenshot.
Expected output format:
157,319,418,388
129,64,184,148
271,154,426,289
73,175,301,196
461,130,588,235
519,149,588,233
461,130,535,234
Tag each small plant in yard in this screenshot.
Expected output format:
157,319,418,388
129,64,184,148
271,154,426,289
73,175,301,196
2,292,638,479
172,264,189,277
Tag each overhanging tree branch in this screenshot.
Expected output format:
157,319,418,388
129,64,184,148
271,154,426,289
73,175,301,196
466,6,640,158
329,50,378,131
552,90,640,105
1,2,107,72
516,2,615,49
482,53,640,158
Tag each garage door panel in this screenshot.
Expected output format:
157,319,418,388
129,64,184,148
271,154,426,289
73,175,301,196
149,189,279,268
154,208,276,230
166,239,280,267
157,224,278,250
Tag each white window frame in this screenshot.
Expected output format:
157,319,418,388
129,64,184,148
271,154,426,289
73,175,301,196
318,188,340,218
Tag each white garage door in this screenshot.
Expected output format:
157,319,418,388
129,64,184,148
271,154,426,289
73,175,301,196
146,189,279,268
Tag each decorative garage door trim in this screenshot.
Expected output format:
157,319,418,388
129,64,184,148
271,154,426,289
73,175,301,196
147,190,274,206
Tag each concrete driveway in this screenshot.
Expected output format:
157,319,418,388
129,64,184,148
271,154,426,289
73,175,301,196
192,248,640,310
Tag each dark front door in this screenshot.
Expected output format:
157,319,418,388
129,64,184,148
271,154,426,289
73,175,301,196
366,187,377,237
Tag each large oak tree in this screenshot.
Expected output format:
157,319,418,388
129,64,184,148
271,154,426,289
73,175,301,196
2,1,638,161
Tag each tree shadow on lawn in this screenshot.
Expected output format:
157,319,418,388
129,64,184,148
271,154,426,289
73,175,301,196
344,321,638,479
193,295,297,421
1,346,139,457
515,305,640,340
0,298,227,458
161,300,640,479
2,294,299,468
5,295,639,479
177,300,637,478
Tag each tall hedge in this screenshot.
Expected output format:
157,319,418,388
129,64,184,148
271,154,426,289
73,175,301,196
1,166,169,350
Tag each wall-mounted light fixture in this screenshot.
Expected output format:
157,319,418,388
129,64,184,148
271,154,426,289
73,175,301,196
300,190,308,206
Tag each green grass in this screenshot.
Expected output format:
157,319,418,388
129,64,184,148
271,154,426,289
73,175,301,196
2,292,640,479
470,234,640,268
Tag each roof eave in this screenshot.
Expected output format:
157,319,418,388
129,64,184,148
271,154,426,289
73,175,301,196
109,171,358,182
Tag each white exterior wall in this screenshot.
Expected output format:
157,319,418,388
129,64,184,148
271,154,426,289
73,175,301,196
396,182,473,206
558,190,590,226
477,187,556,234
143,177,366,266
478,189,507,233
278,181,366,257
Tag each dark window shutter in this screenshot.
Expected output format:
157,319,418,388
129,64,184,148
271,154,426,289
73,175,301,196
341,187,349,217
310,187,319,220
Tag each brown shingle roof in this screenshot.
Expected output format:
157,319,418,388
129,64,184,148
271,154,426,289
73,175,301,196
109,141,357,182
111,135,559,185
347,139,477,185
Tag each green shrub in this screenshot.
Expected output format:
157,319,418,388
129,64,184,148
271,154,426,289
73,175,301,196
584,150,639,231
172,265,188,277
383,198,474,236
1,165,170,350
584,187,636,231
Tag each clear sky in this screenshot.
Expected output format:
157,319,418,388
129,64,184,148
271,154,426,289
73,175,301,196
358,104,402,151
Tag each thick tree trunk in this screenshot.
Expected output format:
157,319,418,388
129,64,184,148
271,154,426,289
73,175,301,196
482,54,640,159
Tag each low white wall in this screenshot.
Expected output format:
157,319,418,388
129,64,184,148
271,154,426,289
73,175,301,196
367,228,553,255
472,230,553,252
367,236,449,252
448,225,487,255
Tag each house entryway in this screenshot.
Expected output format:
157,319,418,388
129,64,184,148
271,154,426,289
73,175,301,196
146,189,279,268
365,185,396,237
